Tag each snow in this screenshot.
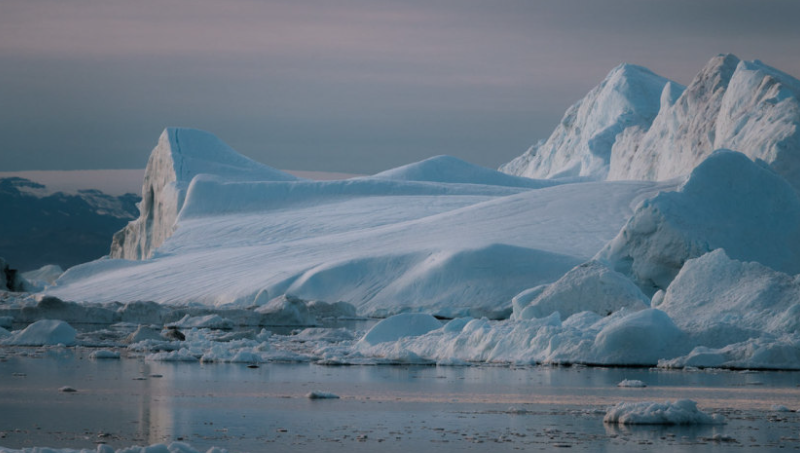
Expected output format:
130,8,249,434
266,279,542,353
1,319,76,346
603,399,725,425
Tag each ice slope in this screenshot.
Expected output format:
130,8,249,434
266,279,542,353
596,149,800,295
502,55,800,191
47,129,671,317
371,154,559,189
109,128,298,260
500,64,675,180
50,179,666,317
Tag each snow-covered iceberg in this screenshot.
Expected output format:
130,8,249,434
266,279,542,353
15,55,800,371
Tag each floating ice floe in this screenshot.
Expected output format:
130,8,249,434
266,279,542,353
603,399,725,425
617,379,647,388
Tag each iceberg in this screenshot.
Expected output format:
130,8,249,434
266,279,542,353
12,54,799,371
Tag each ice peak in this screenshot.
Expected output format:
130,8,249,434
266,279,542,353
503,54,800,191
682,53,740,100
499,60,671,180
161,127,297,183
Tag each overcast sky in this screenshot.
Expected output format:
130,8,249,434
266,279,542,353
2,0,799,174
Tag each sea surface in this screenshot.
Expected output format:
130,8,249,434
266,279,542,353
1,349,799,452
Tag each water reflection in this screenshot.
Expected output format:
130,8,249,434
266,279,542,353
1,354,799,452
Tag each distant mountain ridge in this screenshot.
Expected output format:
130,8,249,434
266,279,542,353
0,177,139,271
501,54,800,191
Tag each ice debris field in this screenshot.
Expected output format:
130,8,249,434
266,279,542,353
3,54,800,373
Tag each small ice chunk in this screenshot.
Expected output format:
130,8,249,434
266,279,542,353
604,399,725,425
617,379,647,388
307,391,340,399
90,349,121,360
771,404,793,412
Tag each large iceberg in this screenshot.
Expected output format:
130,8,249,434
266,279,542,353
21,55,800,370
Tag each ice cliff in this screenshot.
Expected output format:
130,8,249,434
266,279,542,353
109,128,297,260
502,54,800,191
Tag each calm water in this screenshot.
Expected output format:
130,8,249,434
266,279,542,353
1,348,800,452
